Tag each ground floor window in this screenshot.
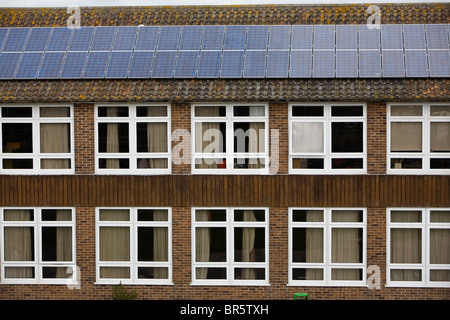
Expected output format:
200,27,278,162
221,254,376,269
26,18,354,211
192,208,269,285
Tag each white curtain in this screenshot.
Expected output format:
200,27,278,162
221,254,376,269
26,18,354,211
391,122,422,152
292,122,324,154
153,210,168,279
248,106,265,168
106,107,120,168
241,210,256,279
40,107,70,169
195,210,211,279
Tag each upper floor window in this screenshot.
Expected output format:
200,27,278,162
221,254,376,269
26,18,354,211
0,105,74,174
95,104,171,174
192,104,268,174
289,103,366,174
388,103,450,173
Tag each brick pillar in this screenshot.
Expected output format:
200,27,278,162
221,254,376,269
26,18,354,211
74,103,95,174
171,103,191,174
269,102,289,174
367,102,387,174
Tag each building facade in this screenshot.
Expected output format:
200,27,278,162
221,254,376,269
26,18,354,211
0,4,449,300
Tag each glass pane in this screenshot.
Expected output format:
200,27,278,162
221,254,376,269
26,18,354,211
137,158,168,169
4,209,33,221
234,210,265,222
234,268,265,280
137,227,168,262
136,106,167,117
2,123,33,153
233,105,265,117
430,270,450,282
292,210,323,222
331,158,364,169
4,227,34,261
292,268,323,281
195,227,226,262
390,158,422,169
97,106,129,117
42,209,72,221
195,158,227,169
430,211,450,223
99,227,130,261
97,123,129,153
390,229,422,263
391,210,422,222
331,268,362,280
98,158,130,169
430,122,450,152
99,209,130,221
292,106,323,117
195,209,226,222
430,229,450,264
42,227,72,262
430,158,450,169
136,122,168,153
234,122,265,153
292,122,324,153
195,122,225,153
331,106,363,117
234,227,265,262
196,267,226,280
233,158,265,169
2,159,33,169
100,267,130,278
41,159,71,169
40,123,70,153
292,227,323,263
391,105,422,116
391,269,421,281
391,122,422,152
332,228,362,263
138,209,168,221
138,267,169,279
195,106,225,117
40,107,70,117
42,267,72,279
4,267,35,278
2,107,32,118
332,210,363,222
292,158,324,169
430,105,450,117
331,122,363,153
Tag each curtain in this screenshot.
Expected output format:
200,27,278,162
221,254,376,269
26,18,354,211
241,210,256,280
4,210,33,278
430,122,450,152
153,210,168,279
305,210,323,280
40,108,70,169
195,210,211,279
391,122,422,152
195,107,221,168
147,107,168,169
292,122,324,154
106,107,120,168
430,211,450,281
248,106,264,168
56,210,72,278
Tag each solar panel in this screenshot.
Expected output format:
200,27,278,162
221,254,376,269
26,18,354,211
179,26,203,51
174,50,199,78
224,25,247,50
381,24,403,49
405,50,429,77
134,26,159,51
127,51,154,78
336,25,357,50
428,50,450,77
90,26,116,52
426,24,449,50
336,50,358,78
246,25,269,50
266,50,289,78
291,25,313,50
151,50,177,78
382,50,405,77
0,28,9,51
157,26,181,51
243,50,266,78
68,27,94,51
112,26,138,51
359,50,381,77
403,24,426,49
15,52,43,79
24,27,51,52
201,25,225,51
46,27,73,52
269,25,291,50
37,51,66,79
197,50,222,78
289,50,312,78
105,51,133,79
359,25,380,50
60,51,88,79
313,50,335,78
314,25,335,50
3,27,30,52
82,51,110,78
220,50,244,78
0,52,21,79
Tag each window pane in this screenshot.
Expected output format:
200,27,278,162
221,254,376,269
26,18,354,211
292,227,323,263
292,158,324,169
430,211,450,223
430,122,450,152
41,159,71,169
138,209,168,221
42,267,72,279
331,106,363,117
2,159,33,169
2,123,33,153
195,158,227,169
292,210,324,222
292,268,323,281
195,106,225,117
390,158,422,169
234,268,265,280
332,210,363,222
391,269,421,281
99,227,130,261
195,227,226,262
100,267,130,278
234,227,265,262
430,270,450,282
234,122,265,153
138,267,169,279
40,107,70,117
430,158,450,169
391,210,422,222
331,158,363,169
196,267,226,280
4,267,35,278
99,209,130,221
4,227,34,261
2,107,32,118
136,106,167,117
430,229,450,264
331,122,363,153
391,122,422,152
97,106,129,117
234,210,265,222
42,227,72,262
292,106,323,117
233,158,265,169
332,228,362,263
97,123,129,153
137,158,168,169
195,122,225,153
42,209,72,221
391,105,422,116
4,209,33,221
233,105,265,117
391,228,422,263
136,122,168,153
331,268,362,280
195,209,226,222
98,158,130,169
137,227,168,262
430,105,450,117
292,122,324,153
40,123,70,153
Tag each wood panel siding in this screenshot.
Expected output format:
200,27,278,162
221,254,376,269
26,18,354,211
0,174,448,208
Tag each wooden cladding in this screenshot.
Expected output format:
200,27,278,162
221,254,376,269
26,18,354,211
0,174,449,208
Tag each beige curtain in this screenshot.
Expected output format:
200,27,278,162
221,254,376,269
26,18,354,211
248,106,265,168
56,210,72,278
241,210,256,280
106,107,120,169
4,210,33,278
430,122,450,152
195,107,221,169
305,210,323,280
146,107,168,169
40,108,70,169
390,211,422,281
391,122,422,152
153,210,168,279
430,211,450,281
195,210,211,279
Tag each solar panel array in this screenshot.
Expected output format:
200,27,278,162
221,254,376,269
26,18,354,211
0,24,449,80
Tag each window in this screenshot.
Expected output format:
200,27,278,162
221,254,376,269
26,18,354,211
0,208,76,284
289,103,366,173
96,208,172,284
388,103,450,173
289,208,366,286
192,104,268,173
387,208,450,287
192,208,269,285
0,105,74,173
95,104,171,174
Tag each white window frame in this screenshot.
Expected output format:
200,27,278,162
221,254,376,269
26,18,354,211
387,103,450,174
387,208,450,288
191,207,269,285
0,104,74,174
0,207,76,285
95,207,173,285
288,207,367,287
288,102,367,174
191,103,269,174
94,103,171,174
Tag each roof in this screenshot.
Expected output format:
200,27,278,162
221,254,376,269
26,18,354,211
0,4,449,103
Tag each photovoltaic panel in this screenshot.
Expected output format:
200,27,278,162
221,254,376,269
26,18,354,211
427,50,450,77
82,51,110,78
60,51,88,79
23,27,51,53
15,52,43,79
425,24,449,50
197,50,222,78
105,51,133,79
0,28,9,51
201,25,225,50
336,25,357,50
223,25,247,50
359,50,381,77
313,50,335,78
46,27,73,52
174,50,199,78
157,26,181,51
358,25,380,50
68,27,94,51
289,50,312,78
246,25,269,50
0,52,21,79
313,25,335,50
112,26,138,51
128,51,154,78
266,50,289,78
291,25,313,50
3,27,30,52
336,50,358,78
268,25,291,50
405,50,428,77
179,26,203,50
381,24,403,49
90,27,116,51
220,50,244,78
37,51,66,79
243,50,266,78
382,50,405,77
403,24,426,49
151,51,177,78
134,26,159,51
